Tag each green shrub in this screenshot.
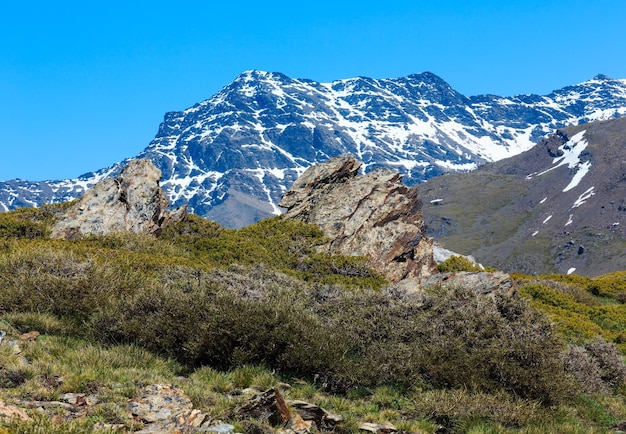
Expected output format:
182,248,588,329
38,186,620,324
84,261,575,404
0,202,71,240
311,285,574,404
518,281,626,347
409,388,549,430
89,265,348,376
0,244,148,323
437,255,483,272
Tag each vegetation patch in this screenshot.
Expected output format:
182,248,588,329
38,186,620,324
1,206,626,432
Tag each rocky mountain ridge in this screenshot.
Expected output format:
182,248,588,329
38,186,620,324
2,71,626,227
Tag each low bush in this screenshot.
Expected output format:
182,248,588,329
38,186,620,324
437,255,483,272
81,261,576,404
318,285,574,404
0,202,72,240
518,281,626,350
584,337,626,390
0,244,148,323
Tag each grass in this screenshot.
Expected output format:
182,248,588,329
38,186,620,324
2,313,626,433
1,206,626,432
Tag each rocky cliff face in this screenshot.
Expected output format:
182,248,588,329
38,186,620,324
280,154,437,282
50,159,186,239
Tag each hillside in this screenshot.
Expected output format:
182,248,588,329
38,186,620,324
2,72,626,227
421,116,626,276
3,182,626,432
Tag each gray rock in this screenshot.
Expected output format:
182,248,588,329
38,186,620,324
432,243,481,267
235,388,290,426
129,384,215,433
51,159,187,239
280,154,437,282
393,271,515,297
358,422,398,433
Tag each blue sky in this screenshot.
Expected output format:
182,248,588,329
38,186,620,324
2,0,626,180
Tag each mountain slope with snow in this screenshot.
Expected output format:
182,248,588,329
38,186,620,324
421,116,626,276
2,71,626,227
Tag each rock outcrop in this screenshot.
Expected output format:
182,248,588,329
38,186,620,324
129,384,228,433
50,159,186,239
279,154,437,282
392,271,516,297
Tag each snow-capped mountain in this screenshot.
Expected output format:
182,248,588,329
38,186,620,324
2,71,626,227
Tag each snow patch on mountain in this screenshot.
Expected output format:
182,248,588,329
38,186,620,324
572,187,596,208
3,71,626,227
526,130,593,193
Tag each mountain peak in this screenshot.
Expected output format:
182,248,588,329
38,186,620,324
405,71,449,86
2,71,626,228
593,73,612,81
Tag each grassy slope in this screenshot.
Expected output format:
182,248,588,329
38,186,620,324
1,206,626,432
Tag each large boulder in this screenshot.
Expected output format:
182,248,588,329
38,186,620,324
279,154,436,282
50,159,186,239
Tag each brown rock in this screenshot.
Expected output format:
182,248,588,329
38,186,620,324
0,399,30,422
235,388,290,426
19,331,40,341
288,399,343,431
280,154,436,282
282,413,312,434
51,159,187,239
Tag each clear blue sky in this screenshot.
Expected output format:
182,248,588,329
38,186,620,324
2,0,626,181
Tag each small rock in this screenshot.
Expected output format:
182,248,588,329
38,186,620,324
17,400,75,411
288,399,343,430
359,422,398,434
241,387,262,395
236,388,290,426
195,423,236,433
60,393,98,407
19,331,40,341
5,340,22,355
129,384,193,423
283,413,313,434
0,399,30,422
92,421,127,431
129,384,214,433
0,330,5,345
